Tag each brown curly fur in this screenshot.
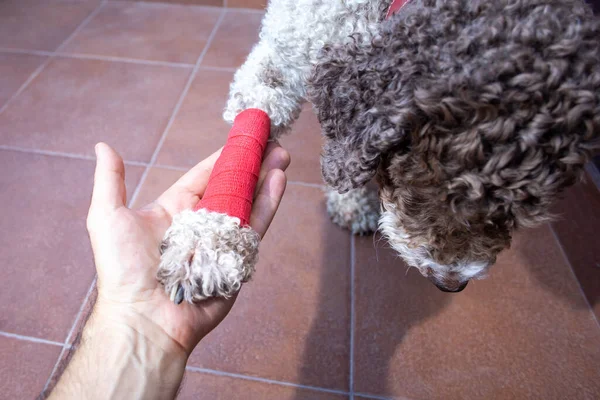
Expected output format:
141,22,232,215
308,0,600,287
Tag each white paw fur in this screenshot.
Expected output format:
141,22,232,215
157,209,260,303
326,187,381,235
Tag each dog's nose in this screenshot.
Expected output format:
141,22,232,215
435,280,468,293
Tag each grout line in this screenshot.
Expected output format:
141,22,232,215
349,235,356,399
224,5,266,14
198,65,237,72
0,146,327,188
41,275,98,397
0,47,242,71
0,0,106,116
549,224,600,329
102,0,266,14
54,52,195,69
0,47,53,57
354,393,411,400
40,346,68,397
0,331,68,348
0,57,51,116
54,1,108,54
0,145,148,167
185,366,349,396
153,163,188,172
63,276,97,346
128,9,227,206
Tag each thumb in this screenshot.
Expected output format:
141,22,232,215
90,142,127,212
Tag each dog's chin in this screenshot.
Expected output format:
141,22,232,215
378,208,491,292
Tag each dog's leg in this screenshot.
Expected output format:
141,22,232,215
223,40,305,139
326,185,380,235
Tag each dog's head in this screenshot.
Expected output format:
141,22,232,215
308,0,600,292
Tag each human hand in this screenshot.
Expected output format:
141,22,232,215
86,142,290,358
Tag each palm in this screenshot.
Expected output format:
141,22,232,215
89,142,288,355
101,206,236,352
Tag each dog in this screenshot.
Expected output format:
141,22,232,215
222,0,600,293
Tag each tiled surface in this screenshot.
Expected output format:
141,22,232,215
201,10,263,68
281,104,324,184
1,3,599,400
156,69,234,167
0,335,62,399
0,0,98,51
179,370,348,399
0,151,144,341
354,227,600,399
62,2,222,64
227,0,268,9
157,71,323,184
0,53,46,109
117,0,223,7
551,176,600,320
0,57,191,162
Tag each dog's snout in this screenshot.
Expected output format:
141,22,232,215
434,280,469,293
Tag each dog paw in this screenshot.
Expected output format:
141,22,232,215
157,209,260,304
326,187,380,235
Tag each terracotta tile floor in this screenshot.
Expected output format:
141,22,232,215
1,2,599,399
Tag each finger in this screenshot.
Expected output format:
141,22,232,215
155,143,289,215
154,148,223,214
250,169,287,238
90,143,127,212
255,145,291,197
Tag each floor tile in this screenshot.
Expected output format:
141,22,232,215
187,185,351,390
62,2,222,64
0,57,191,162
280,104,324,184
0,336,62,399
201,10,263,68
179,370,348,400
227,0,267,9
0,151,144,341
131,167,185,209
156,71,323,184
0,0,98,52
156,69,233,168
354,225,600,399
551,178,600,320
117,0,223,7
0,53,47,109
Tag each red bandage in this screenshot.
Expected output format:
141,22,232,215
386,0,409,19
193,109,271,227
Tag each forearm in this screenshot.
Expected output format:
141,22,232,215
49,305,187,400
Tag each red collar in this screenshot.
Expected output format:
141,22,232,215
385,0,410,19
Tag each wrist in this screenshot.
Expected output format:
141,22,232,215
50,301,187,400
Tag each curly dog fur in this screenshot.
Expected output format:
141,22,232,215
308,0,600,290
158,209,259,303
220,0,600,292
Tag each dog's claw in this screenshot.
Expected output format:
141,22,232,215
169,284,185,305
174,284,184,305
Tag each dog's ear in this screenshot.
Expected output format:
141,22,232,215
307,31,419,193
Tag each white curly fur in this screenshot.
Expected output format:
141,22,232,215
378,202,489,284
157,209,260,303
326,187,380,235
223,0,387,138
